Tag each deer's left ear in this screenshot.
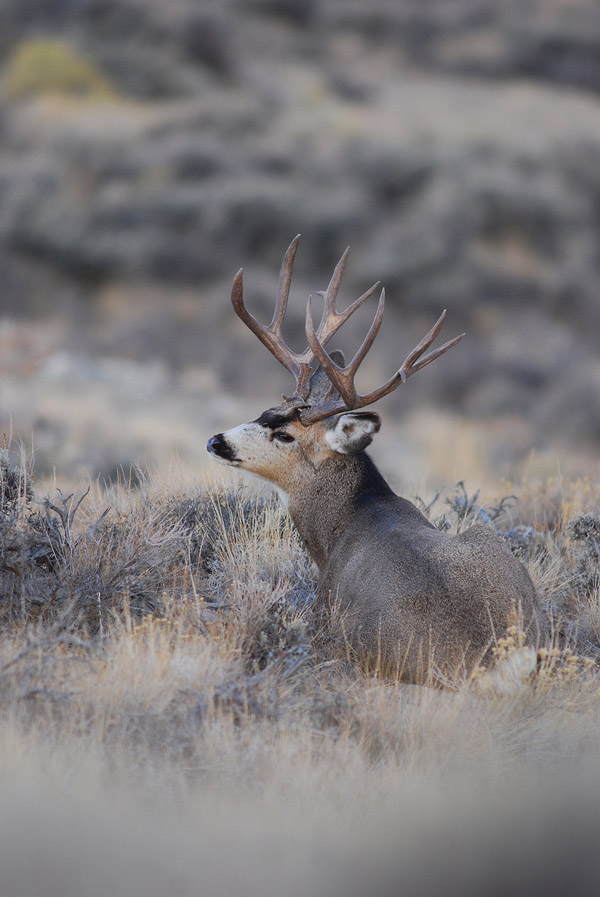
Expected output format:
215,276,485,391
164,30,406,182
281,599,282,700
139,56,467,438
325,412,381,455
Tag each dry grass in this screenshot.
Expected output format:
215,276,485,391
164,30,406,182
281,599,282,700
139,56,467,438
1,454,600,895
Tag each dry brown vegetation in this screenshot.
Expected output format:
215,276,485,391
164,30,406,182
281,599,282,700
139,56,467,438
1,1,600,891
1,446,599,895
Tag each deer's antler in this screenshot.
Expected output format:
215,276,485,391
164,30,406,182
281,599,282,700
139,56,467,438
231,236,464,421
231,235,379,399
300,303,464,423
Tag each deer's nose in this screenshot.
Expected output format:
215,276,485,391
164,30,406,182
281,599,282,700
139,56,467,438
207,433,226,456
207,433,238,462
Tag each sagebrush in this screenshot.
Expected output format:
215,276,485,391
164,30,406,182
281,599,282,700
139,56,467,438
1,453,600,895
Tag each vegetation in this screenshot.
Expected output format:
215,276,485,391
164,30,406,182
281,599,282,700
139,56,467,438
2,38,116,101
1,0,600,481
1,447,599,893
0,1,599,889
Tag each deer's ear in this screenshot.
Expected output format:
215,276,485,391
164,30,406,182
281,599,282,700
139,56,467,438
325,412,381,455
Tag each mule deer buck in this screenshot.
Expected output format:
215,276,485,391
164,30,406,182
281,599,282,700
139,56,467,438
207,236,547,683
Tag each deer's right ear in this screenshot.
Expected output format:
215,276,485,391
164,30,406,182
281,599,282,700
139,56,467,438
325,412,381,455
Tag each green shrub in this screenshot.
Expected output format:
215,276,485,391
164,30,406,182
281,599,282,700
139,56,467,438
2,38,116,101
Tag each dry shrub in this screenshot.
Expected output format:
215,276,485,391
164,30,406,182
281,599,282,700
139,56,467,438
0,455,320,761
2,38,117,101
2,458,600,894
0,475,186,629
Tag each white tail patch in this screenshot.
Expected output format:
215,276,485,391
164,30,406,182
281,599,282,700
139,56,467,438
473,647,537,696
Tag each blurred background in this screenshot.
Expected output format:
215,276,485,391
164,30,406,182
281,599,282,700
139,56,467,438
0,0,599,491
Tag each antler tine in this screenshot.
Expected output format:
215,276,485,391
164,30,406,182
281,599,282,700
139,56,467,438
301,302,464,424
321,247,349,316
305,293,349,401
351,312,464,407
270,234,301,335
312,246,381,347
395,311,465,378
398,309,448,373
303,287,385,412
346,286,386,376
408,332,465,375
231,237,304,380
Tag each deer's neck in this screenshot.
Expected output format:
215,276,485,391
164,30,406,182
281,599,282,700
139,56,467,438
287,452,394,569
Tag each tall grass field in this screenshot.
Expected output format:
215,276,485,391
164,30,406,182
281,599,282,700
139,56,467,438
1,445,599,895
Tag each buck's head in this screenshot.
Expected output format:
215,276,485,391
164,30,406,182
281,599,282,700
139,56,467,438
207,235,463,496
207,358,383,496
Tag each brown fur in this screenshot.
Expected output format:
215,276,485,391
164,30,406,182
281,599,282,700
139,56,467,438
289,451,546,681
208,395,547,684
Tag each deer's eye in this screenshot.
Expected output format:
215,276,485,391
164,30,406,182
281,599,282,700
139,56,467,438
273,431,295,444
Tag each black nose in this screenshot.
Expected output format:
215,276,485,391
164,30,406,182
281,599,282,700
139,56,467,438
207,433,225,455
207,433,237,461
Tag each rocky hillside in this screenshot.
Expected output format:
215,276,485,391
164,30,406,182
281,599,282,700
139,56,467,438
1,0,599,479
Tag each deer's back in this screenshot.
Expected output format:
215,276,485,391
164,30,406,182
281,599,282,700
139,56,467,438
317,497,546,681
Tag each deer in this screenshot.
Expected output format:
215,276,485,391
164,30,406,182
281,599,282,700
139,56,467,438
207,236,547,684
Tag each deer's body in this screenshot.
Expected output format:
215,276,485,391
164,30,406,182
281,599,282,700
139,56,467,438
208,237,547,683
293,452,540,678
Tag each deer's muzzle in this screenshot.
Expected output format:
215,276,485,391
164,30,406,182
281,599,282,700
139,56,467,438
206,433,237,463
